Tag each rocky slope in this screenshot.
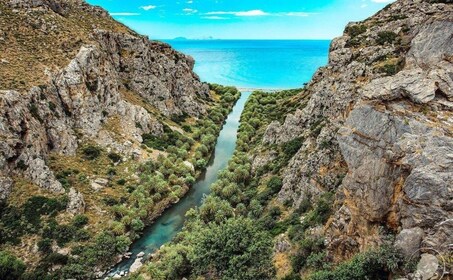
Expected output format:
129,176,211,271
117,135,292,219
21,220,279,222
0,0,210,199
261,0,452,270
0,0,241,276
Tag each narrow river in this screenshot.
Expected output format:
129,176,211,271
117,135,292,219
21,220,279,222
110,91,252,276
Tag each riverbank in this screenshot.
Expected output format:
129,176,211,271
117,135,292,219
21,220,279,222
108,91,252,277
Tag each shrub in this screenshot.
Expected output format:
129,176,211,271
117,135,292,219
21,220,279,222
117,178,127,185
72,214,89,227
82,146,101,160
108,152,122,163
23,196,67,225
16,160,28,170
0,251,26,280
376,31,398,45
345,24,367,37
378,59,404,76
37,238,53,254
283,137,304,158
190,217,275,279
267,176,283,193
29,103,43,123
292,237,326,272
309,245,403,280
54,224,76,246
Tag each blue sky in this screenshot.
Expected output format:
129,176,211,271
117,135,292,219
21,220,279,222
86,0,395,39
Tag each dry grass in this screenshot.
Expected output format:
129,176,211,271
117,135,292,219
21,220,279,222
274,252,292,279
0,1,132,92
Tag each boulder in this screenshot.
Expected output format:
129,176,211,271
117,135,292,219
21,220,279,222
67,188,85,215
416,254,439,280
394,227,424,258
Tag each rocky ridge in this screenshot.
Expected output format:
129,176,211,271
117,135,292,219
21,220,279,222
0,0,210,199
260,0,453,264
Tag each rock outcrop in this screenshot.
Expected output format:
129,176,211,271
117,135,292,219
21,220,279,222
262,0,453,261
0,0,210,200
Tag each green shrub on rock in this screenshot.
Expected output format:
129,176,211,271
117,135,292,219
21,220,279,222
0,251,26,280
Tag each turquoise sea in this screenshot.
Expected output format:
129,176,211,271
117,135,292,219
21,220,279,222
163,40,331,90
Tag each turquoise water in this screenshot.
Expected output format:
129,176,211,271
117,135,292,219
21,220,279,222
164,40,331,89
111,40,330,276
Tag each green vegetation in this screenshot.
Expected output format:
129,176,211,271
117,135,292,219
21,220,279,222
376,31,398,45
345,24,367,37
135,89,409,280
378,58,405,76
0,251,26,280
0,85,241,278
191,217,274,279
345,24,367,48
138,89,312,279
82,145,101,160
309,245,403,280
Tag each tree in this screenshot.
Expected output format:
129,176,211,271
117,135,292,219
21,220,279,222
190,217,275,280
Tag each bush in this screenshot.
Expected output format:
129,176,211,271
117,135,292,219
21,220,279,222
108,152,122,163
82,146,101,160
292,237,326,272
267,176,283,193
117,178,127,185
37,238,53,254
376,31,398,45
23,196,67,225
345,24,367,37
283,137,304,158
29,103,43,123
0,251,26,280
190,217,275,279
72,214,89,227
378,59,404,76
309,245,403,280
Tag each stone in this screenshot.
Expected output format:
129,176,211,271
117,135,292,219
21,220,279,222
129,257,143,273
136,251,145,258
274,234,291,253
67,188,85,215
394,227,424,258
94,178,109,186
416,254,439,280
0,176,13,201
91,182,104,191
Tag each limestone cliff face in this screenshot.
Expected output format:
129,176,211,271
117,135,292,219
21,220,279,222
261,0,452,260
0,0,210,198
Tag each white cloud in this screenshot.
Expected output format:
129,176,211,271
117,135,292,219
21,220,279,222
110,12,140,16
205,10,312,17
141,5,156,11
283,12,310,17
183,8,198,14
206,10,268,16
187,0,193,3
203,16,227,20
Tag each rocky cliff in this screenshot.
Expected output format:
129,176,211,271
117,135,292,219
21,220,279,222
261,0,452,266
0,0,210,199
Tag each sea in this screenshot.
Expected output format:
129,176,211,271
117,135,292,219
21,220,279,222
162,40,331,90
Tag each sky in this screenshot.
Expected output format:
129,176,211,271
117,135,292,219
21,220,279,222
86,0,396,40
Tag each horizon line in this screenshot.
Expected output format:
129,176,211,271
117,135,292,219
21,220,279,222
156,38,333,41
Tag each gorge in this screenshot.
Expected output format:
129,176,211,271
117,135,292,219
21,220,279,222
0,0,452,279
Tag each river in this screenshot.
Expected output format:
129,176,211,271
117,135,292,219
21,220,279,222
110,91,252,276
